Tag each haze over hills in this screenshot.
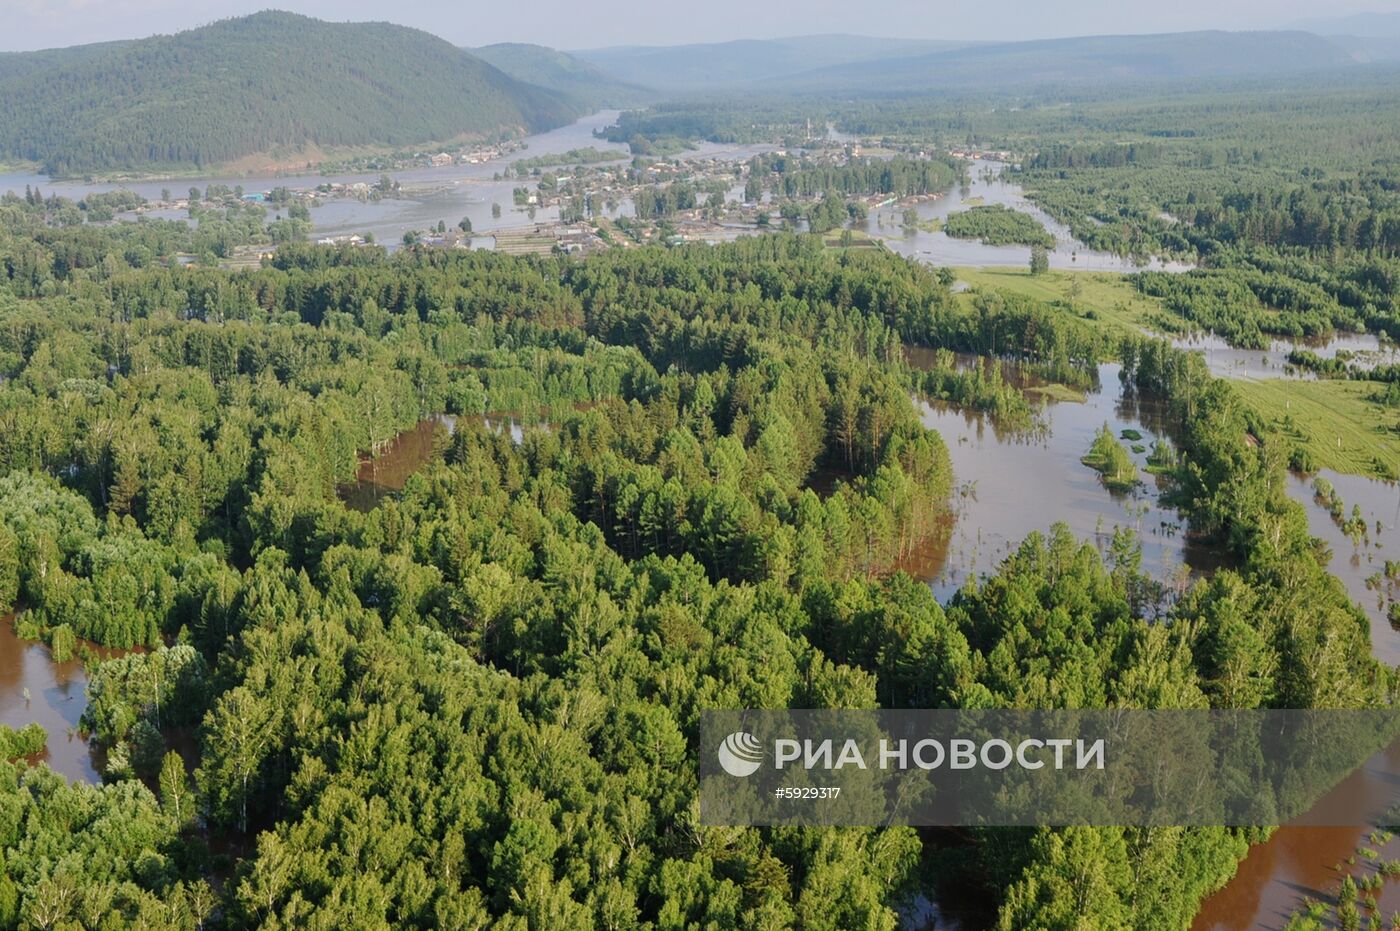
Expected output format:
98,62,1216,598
1292,11,1400,37
1292,11,1400,62
0,12,581,176
772,30,1366,93
470,43,653,107
572,35,976,92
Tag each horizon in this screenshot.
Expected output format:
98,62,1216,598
2,0,1398,55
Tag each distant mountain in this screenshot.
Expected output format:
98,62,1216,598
1294,12,1400,63
0,12,582,176
777,31,1361,93
572,35,975,92
471,43,653,107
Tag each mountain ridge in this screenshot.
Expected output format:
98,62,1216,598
770,30,1363,92
470,42,653,107
572,34,976,92
0,11,582,176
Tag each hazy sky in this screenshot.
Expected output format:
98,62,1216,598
2,0,1398,53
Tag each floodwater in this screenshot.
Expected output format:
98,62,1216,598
902,353,1224,603
904,349,1400,928
0,617,102,783
1173,331,1400,381
0,111,784,253
1189,473,1400,927
0,115,1203,274
0,112,631,249
339,414,525,511
1285,469,1400,666
1192,740,1400,930
868,161,1195,273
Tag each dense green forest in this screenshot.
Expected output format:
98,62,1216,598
0,119,1390,931
0,12,580,176
943,205,1055,248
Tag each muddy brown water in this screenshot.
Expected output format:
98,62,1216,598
1192,469,1400,930
1192,739,1400,930
339,414,525,512
0,617,103,783
2,347,1396,928
900,356,1226,605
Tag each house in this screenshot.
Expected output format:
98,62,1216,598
431,153,454,168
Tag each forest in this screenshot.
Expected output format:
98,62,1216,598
0,12,579,176
0,132,1390,931
942,206,1054,248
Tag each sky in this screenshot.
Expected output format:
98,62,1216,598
2,0,1398,53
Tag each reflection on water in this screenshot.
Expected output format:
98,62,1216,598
1173,331,1400,381
869,161,1194,272
0,111,784,254
906,358,1400,928
0,112,630,250
902,359,1226,601
0,617,101,783
1190,473,1400,925
1285,469,1400,666
339,414,526,512
1193,739,1400,931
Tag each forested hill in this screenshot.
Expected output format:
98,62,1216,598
0,12,582,176
470,43,653,107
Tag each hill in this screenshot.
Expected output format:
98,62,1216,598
470,43,653,107
572,34,973,92
778,31,1360,93
0,12,582,176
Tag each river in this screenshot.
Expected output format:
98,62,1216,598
0,111,785,253
0,113,1210,275
0,114,1189,272
898,345,1400,929
5,112,1399,923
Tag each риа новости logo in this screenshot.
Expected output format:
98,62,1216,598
717,731,763,777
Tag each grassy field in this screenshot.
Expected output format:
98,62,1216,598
823,228,884,250
1232,378,1400,479
951,266,1180,335
952,266,1398,479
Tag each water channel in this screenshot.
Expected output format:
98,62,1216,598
866,160,1194,273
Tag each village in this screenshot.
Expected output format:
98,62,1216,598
99,131,990,267
371,137,975,257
